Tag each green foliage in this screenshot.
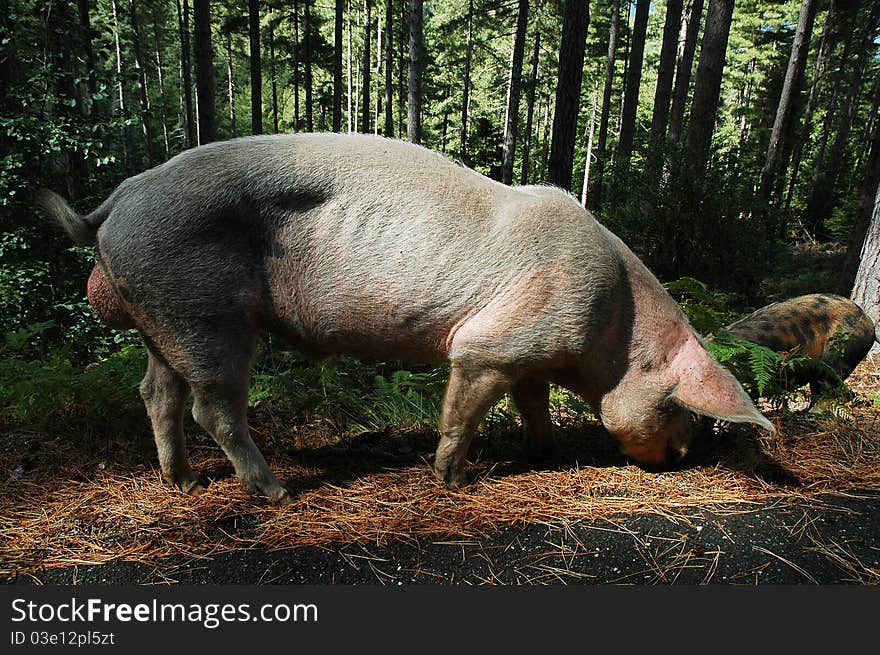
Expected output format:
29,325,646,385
0,323,146,429
664,276,744,335
249,347,448,434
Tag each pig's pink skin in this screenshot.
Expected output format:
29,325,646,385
87,263,133,330
60,133,771,492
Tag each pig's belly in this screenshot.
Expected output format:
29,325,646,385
268,291,463,363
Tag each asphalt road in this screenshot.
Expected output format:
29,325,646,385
7,491,879,585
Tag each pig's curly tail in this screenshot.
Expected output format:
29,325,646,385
34,189,111,247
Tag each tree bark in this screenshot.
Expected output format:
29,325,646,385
269,16,278,133
304,0,314,131
841,115,880,296
759,0,816,212
110,0,133,161
249,0,262,135
225,29,237,137
804,2,880,237
646,0,683,174
346,2,352,132
76,0,97,99
294,0,301,131
128,0,155,166
154,18,171,157
784,0,835,214
848,167,880,358
520,31,541,186
407,0,424,144
616,0,649,167
333,0,344,131
683,0,734,176
591,0,619,210
362,0,372,133
177,0,196,148
667,0,704,146
460,0,474,161
581,85,598,206
193,0,217,144
548,0,590,191
501,0,530,185
384,0,394,136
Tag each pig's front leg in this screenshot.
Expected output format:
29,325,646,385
434,365,514,488
511,379,558,459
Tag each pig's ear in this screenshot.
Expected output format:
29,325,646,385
667,337,775,433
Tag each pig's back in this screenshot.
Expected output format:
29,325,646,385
96,134,621,365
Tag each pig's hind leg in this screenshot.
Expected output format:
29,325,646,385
187,339,291,505
140,349,208,495
434,365,514,488
511,379,559,459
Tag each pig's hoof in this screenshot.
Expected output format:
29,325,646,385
169,472,210,496
241,478,291,505
434,464,466,489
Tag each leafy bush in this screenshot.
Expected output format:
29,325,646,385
249,345,448,434
0,322,146,429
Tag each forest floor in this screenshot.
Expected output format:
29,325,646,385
1,358,879,586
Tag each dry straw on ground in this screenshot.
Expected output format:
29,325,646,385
1,359,879,577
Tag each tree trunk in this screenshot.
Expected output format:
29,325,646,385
683,0,735,176
128,0,155,166
193,0,217,144
177,0,196,148
249,0,263,135
441,83,451,153
855,79,880,173
759,0,816,212
849,171,880,358
226,29,237,137
76,0,97,99
616,0,649,167
269,17,278,133
548,0,590,191
540,95,551,182
375,12,382,133
581,85,598,206
501,0,530,185
591,0,619,210
362,0,372,133
784,0,835,214
460,0,474,161
667,0,704,146
294,0,301,131
407,0,424,144
397,0,406,136
841,117,880,296
646,0,683,174
384,0,394,136
110,0,133,161
614,0,630,149
154,18,171,157
333,0,344,131
346,2,352,132
304,0,314,131
520,31,541,186
804,3,880,238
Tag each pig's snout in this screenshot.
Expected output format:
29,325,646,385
619,437,689,469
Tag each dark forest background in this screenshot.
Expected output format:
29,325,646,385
2,0,879,428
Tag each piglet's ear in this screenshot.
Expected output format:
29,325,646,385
668,337,775,433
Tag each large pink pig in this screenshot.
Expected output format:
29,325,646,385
39,134,772,504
